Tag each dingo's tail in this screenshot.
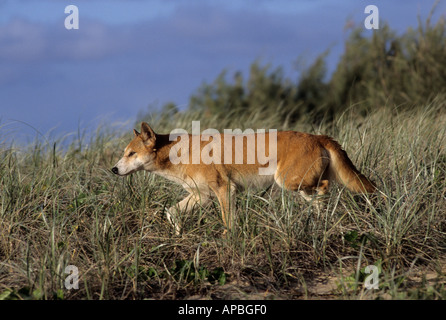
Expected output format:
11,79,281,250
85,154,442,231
321,136,376,193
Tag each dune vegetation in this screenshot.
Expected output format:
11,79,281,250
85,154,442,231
1,14,445,299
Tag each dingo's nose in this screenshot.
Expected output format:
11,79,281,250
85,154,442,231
111,167,119,175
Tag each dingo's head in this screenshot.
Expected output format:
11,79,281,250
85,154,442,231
111,122,157,176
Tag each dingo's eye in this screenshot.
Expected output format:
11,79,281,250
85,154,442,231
128,151,136,157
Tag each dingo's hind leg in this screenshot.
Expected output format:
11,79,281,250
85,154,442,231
299,179,330,210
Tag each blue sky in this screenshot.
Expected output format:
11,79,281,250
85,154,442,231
0,0,445,144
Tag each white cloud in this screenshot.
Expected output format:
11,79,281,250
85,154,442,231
0,19,46,61
0,18,130,62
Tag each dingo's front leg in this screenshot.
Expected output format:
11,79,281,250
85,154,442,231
166,192,210,235
212,183,236,235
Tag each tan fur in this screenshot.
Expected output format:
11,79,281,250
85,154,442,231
112,122,375,234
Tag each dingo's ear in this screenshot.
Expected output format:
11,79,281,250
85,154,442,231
133,129,140,137
140,122,156,145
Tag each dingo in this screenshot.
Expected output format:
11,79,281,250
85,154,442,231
112,122,375,234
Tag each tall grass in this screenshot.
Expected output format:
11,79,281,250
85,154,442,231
1,98,445,300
